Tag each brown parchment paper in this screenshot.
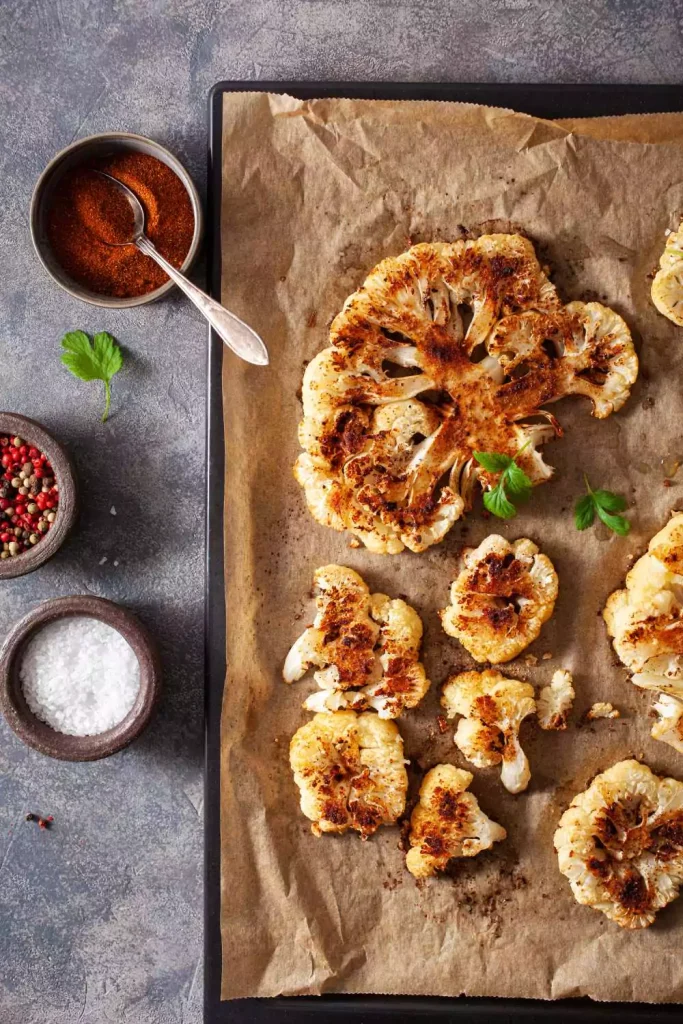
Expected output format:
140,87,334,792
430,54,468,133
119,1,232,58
219,92,683,1004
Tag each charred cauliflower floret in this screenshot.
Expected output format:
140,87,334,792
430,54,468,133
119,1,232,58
405,764,506,878
604,513,683,749
537,669,575,730
283,565,429,718
554,760,683,929
289,711,408,838
295,234,638,553
652,221,683,327
586,702,620,721
440,535,558,663
441,669,536,793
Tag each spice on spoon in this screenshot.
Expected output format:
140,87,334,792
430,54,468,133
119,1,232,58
46,150,194,298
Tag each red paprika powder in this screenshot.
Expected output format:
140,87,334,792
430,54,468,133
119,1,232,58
46,151,195,298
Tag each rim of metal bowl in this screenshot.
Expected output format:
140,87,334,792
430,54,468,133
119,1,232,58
29,131,203,309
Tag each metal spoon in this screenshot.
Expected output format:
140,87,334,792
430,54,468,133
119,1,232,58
95,171,269,366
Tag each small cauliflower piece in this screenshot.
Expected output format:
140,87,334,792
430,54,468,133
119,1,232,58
652,221,683,326
554,760,683,928
284,565,429,718
537,669,575,730
406,764,506,878
441,669,536,793
440,536,558,664
604,513,683,751
586,702,620,721
651,694,683,755
289,710,408,838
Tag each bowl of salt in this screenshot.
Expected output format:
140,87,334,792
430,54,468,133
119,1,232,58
0,595,161,760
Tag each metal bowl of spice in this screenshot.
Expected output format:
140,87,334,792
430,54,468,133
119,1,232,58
0,412,77,579
30,132,203,308
0,596,161,761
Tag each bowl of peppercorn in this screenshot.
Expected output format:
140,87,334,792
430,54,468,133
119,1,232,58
0,413,77,579
30,132,203,308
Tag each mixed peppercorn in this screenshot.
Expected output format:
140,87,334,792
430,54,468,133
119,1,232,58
0,435,59,558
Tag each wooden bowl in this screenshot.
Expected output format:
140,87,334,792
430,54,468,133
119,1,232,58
0,412,78,579
0,596,161,761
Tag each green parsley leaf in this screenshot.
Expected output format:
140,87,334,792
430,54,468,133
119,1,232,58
60,330,123,422
591,489,627,513
574,493,596,531
483,485,517,520
473,451,513,473
596,506,631,536
574,476,630,536
504,460,533,502
475,444,534,519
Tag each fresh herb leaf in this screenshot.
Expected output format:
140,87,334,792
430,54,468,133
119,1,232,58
574,476,630,536
591,489,627,513
574,493,596,531
60,330,123,422
473,451,513,474
596,506,631,536
474,444,534,520
504,460,533,502
483,486,517,520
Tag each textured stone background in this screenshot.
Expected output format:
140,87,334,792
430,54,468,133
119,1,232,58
0,2,680,1022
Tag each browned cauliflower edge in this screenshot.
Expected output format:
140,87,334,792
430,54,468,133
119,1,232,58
603,512,683,753
554,760,683,928
406,763,506,878
283,564,430,718
295,234,638,554
289,710,408,838
651,221,683,326
441,669,536,793
440,535,558,663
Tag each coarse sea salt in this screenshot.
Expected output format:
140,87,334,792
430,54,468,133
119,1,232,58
20,616,140,736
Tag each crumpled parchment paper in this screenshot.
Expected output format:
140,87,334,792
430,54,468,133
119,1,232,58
219,92,683,1003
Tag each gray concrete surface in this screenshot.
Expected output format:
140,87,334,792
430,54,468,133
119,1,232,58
0,1,680,1022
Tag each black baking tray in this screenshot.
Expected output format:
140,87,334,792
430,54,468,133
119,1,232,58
205,81,683,1024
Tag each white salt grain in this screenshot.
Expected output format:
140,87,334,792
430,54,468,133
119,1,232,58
20,617,140,736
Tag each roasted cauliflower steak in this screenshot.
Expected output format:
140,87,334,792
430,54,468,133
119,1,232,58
440,535,558,663
289,710,408,838
441,669,536,793
295,234,638,553
604,512,683,753
651,220,683,327
406,763,506,878
554,760,683,929
284,564,429,718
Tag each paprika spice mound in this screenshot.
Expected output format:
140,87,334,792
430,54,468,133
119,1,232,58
46,150,195,298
